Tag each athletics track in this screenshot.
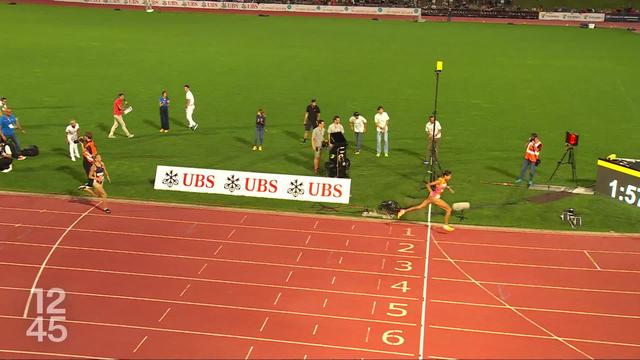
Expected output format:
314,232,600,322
0,192,639,359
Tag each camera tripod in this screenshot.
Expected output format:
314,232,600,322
549,145,577,182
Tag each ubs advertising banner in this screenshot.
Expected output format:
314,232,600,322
154,165,351,204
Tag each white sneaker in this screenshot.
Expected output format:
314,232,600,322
17,155,26,161
1,165,11,173
108,134,116,139
127,134,135,138
192,123,199,131
71,157,76,162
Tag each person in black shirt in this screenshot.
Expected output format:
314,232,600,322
302,99,320,143
253,108,266,151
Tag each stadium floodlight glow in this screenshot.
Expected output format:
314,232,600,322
435,60,444,73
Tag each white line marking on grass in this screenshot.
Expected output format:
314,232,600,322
214,245,223,256
133,336,148,353
245,346,254,360
273,292,282,305
286,271,293,283
22,204,97,318
259,317,269,332
365,327,371,343
584,250,602,270
179,284,191,297
227,229,236,239
198,263,208,274
158,307,171,322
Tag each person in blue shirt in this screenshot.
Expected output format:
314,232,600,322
0,108,26,160
159,90,170,133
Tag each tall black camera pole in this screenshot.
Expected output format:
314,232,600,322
428,65,443,182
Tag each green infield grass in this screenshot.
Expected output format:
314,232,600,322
1,3,639,232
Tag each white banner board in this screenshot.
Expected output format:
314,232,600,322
154,165,351,204
54,0,420,17
539,12,605,22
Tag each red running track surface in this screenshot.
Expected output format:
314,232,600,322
0,193,638,359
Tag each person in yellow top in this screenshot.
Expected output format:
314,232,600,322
398,170,455,232
516,133,543,187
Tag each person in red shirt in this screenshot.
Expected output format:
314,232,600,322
108,93,134,139
516,133,543,187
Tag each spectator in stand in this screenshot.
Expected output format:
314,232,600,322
159,90,170,133
0,108,26,161
253,108,266,151
108,93,134,138
349,111,367,155
0,140,13,173
65,119,81,162
374,106,390,157
302,99,321,143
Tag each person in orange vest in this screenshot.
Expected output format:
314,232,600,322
516,133,543,187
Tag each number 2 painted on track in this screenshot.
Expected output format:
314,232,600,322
397,243,415,253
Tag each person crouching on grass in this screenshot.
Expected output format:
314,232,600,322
398,170,456,232
82,154,112,214
252,108,266,151
311,119,326,174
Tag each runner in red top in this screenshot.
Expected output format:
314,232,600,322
108,93,134,139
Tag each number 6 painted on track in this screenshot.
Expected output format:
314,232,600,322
382,329,405,346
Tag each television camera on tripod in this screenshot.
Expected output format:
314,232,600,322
325,132,350,178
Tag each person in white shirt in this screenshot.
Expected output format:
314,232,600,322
348,112,367,155
425,115,442,165
184,84,198,131
65,119,81,161
327,116,344,135
374,106,390,157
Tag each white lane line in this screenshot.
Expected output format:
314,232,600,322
303,355,308,360
133,335,148,353
240,215,247,224
259,317,269,332
22,204,98,318
584,250,602,270
371,301,377,315
214,245,224,256
286,271,293,283
179,284,191,297
381,258,386,271
322,298,328,309
331,276,336,285
227,229,236,239
376,279,382,291
345,239,350,247
4,261,422,300
273,292,282,305
245,345,254,360
312,324,319,335
0,349,112,359
338,257,343,265
158,307,171,322
305,235,311,245
385,241,390,251
198,263,208,274
296,252,303,263
431,257,638,273
365,327,371,343
313,221,319,229
351,224,356,230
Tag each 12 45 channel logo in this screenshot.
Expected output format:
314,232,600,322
26,288,68,342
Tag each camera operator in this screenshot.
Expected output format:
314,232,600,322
65,119,80,162
516,132,543,187
311,119,326,175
